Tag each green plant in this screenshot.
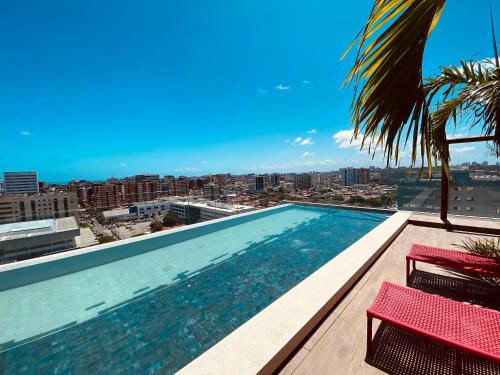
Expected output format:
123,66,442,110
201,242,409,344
348,195,366,205
149,220,163,232
97,235,115,244
456,236,500,258
162,212,180,227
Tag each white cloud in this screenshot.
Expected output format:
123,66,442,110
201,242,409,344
302,80,311,84
174,166,201,172
257,88,268,94
301,151,314,158
275,84,290,91
201,160,207,164
448,132,468,140
119,162,127,167
20,130,31,136
333,129,363,149
299,137,313,145
291,136,314,146
285,139,291,143
452,146,475,153
306,129,317,134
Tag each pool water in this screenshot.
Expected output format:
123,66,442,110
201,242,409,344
0,205,389,374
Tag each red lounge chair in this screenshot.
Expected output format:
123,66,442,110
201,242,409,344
367,281,500,365
406,243,500,283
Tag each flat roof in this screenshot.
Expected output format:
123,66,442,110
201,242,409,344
170,200,254,213
0,217,78,241
102,208,132,218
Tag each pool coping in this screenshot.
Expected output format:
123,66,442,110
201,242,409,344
284,200,397,214
178,208,411,375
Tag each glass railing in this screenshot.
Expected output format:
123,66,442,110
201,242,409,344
397,169,500,219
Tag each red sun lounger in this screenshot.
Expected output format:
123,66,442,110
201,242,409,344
406,243,500,283
367,281,500,364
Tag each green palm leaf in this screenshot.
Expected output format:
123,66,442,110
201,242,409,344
343,0,446,175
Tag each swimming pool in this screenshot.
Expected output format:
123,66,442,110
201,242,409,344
0,204,390,374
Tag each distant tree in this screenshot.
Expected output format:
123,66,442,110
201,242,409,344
380,192,397,207
348,195,366,205
366,198,382,207
163,212,180,227
150,220,163,232
98,235,115,244
332,194,344,201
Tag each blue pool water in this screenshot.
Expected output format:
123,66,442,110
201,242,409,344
0,204,389,374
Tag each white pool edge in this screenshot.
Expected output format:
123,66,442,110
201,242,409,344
178,210,411,375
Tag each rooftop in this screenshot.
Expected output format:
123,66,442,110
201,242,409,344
171,199,254,213
0,217,79,241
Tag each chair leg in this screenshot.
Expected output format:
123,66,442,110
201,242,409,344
406,258,410,285
366,314,373,358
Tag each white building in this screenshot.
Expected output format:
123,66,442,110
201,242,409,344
0,217,80,264
4,171,39,195
101,200,170,222
169,199,255,222
132,201,170,219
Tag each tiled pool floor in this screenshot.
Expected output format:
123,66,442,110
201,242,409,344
0,206,388,374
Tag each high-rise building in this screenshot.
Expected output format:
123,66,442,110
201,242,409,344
295,173,312,190
203,184,221,201
270,173,280,188
340,168,370,186
356,168,370,185
341,168,356,186
4,171,39,195
135,174,160,201
248,175,266,192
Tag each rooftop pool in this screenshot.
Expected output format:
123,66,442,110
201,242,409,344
0,204,391,374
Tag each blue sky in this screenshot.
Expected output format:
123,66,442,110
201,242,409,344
1,0,498,182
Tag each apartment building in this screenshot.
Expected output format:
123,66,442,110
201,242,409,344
270,173,280,188
340,168,371,186
248,175,266,192
135,174,160,201
0,192,79,224
4,171,39,195
203,184,221,201
295,173,312,190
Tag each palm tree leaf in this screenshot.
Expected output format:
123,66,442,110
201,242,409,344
343,0,446,172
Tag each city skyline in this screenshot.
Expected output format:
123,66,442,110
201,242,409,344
2,0,498,181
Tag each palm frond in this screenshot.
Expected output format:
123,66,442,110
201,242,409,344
426,60,500,162
343,0,446,175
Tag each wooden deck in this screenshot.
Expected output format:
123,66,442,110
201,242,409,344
278,220,500,375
